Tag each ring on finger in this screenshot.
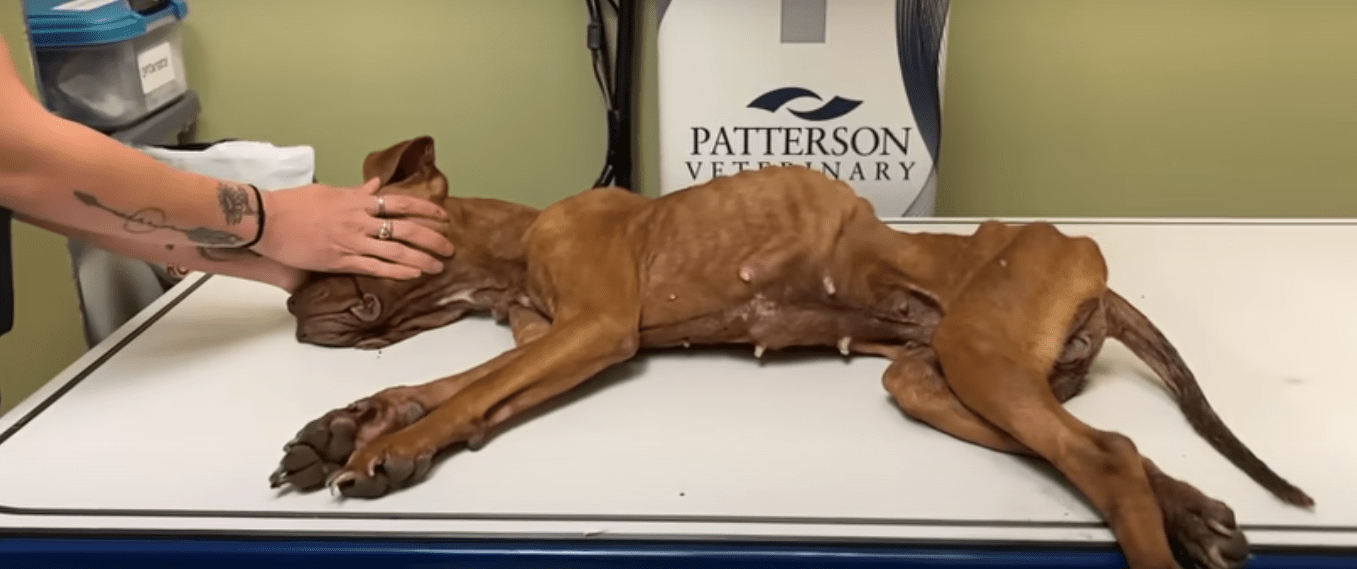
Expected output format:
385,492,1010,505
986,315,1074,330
377,218,393,240
376,195,387,217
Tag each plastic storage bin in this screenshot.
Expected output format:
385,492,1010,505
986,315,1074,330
23,0,191,132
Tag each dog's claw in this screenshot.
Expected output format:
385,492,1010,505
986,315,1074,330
1209,548,1228,569
268,465,287,488
754,344,766,359
327,470,357,495
1153,473,1248,569
1208,519,1233,537
838,336,852,356
822,275,836,296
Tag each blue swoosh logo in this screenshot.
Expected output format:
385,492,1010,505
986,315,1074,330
747,87,863,121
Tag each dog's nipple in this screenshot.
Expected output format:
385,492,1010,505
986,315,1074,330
668,293,678,301
739,266,754,283
822,275,836,296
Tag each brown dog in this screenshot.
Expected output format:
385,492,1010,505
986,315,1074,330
271,136,1311,569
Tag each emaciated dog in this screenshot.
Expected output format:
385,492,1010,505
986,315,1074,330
271,136,1312,569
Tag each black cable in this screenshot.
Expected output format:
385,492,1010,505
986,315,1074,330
612,0,636,190
585,0,616,188
584,0,637,190
586,0,613,96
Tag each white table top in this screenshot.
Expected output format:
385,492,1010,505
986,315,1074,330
1,218,1354,548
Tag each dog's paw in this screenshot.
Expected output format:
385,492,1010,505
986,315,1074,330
1157,477,1249,569
323,412,490,499
321,429,439,498
269,388,427,492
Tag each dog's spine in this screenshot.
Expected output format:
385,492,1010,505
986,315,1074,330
1105,289,1314,507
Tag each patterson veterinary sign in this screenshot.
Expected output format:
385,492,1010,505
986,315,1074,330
656,0,950,217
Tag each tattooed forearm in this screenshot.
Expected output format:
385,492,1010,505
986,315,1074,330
217,182,257,225
73,190,248,247
157,246,265,282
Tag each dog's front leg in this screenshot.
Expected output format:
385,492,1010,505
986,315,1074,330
325,195,645,498
322,314,638,497
272,344,525,492
271,306,557,492
507,304,552,345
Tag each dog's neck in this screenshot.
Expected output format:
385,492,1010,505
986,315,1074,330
422,195,540,315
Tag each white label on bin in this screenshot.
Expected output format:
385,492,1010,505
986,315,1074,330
51,0,119,11
136,42,177,95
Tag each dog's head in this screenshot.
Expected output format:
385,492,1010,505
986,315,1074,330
285,136,538,350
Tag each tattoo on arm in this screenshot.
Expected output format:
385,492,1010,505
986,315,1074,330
74,189,252,246
217,182,256,225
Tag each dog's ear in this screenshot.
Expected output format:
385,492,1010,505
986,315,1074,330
361,135,449,203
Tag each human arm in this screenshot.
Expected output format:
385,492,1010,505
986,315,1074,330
0,34,455,280
16,212,309,293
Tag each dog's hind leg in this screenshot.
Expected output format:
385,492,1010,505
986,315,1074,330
882,342,1250,569
929,223,1180,569
883,346,1027,454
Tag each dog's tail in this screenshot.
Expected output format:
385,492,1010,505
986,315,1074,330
1104,289,1314,508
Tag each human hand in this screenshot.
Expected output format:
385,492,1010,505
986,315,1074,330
250,178,456,280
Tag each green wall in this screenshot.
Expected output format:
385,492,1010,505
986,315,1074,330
937,0,1357,217
180,0,639,208
4,0,1357,413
